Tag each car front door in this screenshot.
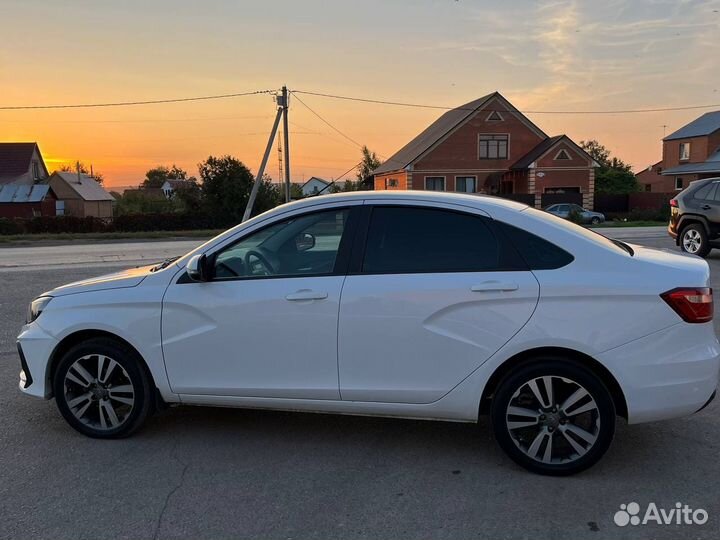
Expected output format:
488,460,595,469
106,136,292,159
337,204,540,404
161,205,359,399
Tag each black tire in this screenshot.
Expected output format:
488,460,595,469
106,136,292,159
590,217,601,225
680,223,711,258
53,337,153,438
491,358,615,476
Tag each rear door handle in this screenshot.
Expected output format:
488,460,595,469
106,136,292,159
285,289,328,301
702,204,711,210
471,281,519,292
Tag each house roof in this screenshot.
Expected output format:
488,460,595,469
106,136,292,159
163,179,195,189
0,183,51,203
373,92,544,175
50,171,115,201
662,148,720,175
0,142,47,184
510,135,564,169
301,176,329,187
664,111,720,141
510,135,597,170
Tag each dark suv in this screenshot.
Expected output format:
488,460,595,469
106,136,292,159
669,177,720,257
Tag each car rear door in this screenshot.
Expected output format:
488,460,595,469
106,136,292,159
337,203,540,404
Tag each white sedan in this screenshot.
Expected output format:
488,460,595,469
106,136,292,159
17,191,719,475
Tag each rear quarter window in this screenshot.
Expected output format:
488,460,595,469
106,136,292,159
495,221,574,270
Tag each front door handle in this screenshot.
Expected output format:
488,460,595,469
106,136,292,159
471,281,519,292
285,289,328,301
702,204,711,210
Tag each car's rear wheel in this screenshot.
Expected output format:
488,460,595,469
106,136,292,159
53,337,153,438
491,359,615,476
680,224,710,257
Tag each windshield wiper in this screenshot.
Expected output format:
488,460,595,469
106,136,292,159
150,256,181,272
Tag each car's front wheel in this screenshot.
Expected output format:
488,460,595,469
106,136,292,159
491,359,616,476
590,216,601,225
53,337,153,438
680,224,710,257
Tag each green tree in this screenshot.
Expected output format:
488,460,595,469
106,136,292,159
580,140,638,194
141,164,189,189
356,145,381,186
198,155,281,224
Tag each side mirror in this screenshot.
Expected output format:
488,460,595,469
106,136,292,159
295,232,316,252
186,254,209,282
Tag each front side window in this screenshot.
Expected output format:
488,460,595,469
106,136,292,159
455,176,476,193
425,177,445,191
213,209,350,279
479,134,509,159
679,142,690,161
362,206,500,274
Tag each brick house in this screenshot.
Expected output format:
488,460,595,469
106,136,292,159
635,161,664,192
657,111,720,192
373,92,598,209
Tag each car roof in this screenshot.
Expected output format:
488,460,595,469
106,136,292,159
279,190,529,212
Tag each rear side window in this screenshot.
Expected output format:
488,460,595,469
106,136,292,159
692,183,716,200
362,206,500,274
496,221,574,270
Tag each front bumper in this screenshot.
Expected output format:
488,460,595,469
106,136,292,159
598,322,720,424
16,323,58,399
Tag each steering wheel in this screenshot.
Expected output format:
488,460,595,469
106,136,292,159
244,249,275,276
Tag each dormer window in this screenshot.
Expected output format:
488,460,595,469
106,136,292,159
554,149,571,160
679,142,691,161
32,160,40,180
486,111,504,122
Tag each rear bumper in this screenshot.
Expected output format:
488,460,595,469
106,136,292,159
16,323,58,399
598,322,720,424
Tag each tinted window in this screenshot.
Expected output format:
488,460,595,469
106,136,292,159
693,183,716,200
362,207,500,274
496,221,574,270
213,209,350,279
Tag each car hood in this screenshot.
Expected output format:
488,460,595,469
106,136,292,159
43,264,155,297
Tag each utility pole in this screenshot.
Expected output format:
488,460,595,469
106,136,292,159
281,86,291,202
242,94,284,222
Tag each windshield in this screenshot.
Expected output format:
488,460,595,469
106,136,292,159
523,207,632,256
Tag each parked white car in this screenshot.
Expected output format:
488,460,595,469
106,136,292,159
17,192,719,475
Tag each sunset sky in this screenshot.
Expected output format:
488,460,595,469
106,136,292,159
2,0,720,188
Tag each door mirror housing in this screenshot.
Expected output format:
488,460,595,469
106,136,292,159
295,232,316,252
186,254,209,282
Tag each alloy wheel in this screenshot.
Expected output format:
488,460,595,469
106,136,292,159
63,354,135,430
683,229,702,254
505,376,600,465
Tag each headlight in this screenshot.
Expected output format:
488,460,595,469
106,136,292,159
27,296,52,324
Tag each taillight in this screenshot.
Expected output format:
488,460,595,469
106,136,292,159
670,199,678,208
661,287,713,323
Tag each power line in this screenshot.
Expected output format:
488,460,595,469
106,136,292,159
0,90,273,110
293,89,720,115
291,92,365,149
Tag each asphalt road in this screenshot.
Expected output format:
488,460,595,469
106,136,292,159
0,231,718,540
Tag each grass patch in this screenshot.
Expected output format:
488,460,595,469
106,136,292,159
590,220,666,228
0,229,223,245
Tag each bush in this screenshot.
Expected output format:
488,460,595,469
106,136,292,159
0,212,229,236
606,206,670,223
0,218,25,235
